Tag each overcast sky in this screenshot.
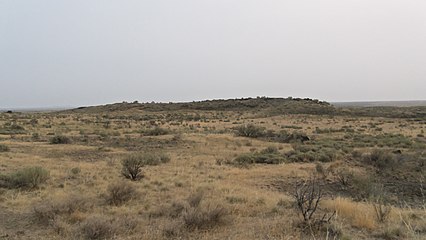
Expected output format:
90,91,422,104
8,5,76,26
1,0,425,108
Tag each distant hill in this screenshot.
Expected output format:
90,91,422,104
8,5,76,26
59,97,426,119
63,97,335,115
333,100,426,107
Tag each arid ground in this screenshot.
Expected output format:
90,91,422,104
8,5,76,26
0,98,425,239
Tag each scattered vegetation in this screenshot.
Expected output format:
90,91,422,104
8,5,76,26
0,166,49,189
0,144,9,152
50,135,71,144
1,98,425,239
105,181,137,206
121,152,170,180
121,154,145,181
141,126,170,136
232,146,286,165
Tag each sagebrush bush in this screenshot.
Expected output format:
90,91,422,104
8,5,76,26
122,152,171,180
142,127,170,136
33,195,91,224
182,205,228,230
350,174,376,200
0,144,9,152
105,181,137,206
79,215,116,240
364,149,397,170
232,147,286,165
234,124,265,138
50,135,71,144
143,152,171,165
181,192,228,230
4,166,49,189
286,144,337,163
121,154,145,181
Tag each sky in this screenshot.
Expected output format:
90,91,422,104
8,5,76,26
1,0,425,108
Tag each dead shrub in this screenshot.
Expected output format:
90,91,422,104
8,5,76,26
294,179,327,222
293,177,336,238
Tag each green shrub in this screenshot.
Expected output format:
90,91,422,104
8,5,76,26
142,152,171,165
70,167,81,175
0,144,9,152
5,166,49,189
233,154,255,165
142,127,170,136
234,124,265,138
232,147,286,165
286,144,338,163
0,123,26,135
50,135,71,144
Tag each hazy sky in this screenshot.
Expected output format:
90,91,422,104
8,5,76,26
1,0,425,108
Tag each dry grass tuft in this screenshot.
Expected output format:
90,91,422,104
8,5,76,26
322,197,377,230
33,194,92,224
79,215,116,240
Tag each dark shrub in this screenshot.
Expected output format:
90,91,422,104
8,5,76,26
50,135,71,144
0,144,9,152
122,152,171,180
121,154,145,181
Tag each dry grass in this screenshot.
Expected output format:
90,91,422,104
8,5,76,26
322,197,378,230
0,109,425,239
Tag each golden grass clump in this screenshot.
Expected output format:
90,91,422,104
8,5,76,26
322,197,377,230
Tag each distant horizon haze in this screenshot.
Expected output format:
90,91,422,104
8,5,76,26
1,1,425,108
1,97,426,111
